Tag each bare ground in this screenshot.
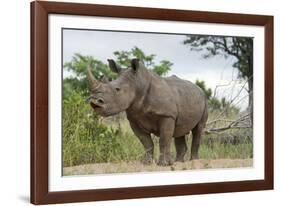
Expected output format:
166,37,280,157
63,158,253,176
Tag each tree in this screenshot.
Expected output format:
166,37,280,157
63,47,173,99
63,53,117,98
195,79,221,111
114,46,173,76
183,36,253,116
195,80,212,100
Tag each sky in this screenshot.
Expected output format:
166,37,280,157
63,29,249,111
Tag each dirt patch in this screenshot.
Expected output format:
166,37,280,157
63,158,253,176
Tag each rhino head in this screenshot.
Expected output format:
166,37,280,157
87,58,147,117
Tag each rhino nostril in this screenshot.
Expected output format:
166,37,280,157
97,98,104,104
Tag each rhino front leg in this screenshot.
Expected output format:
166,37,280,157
129,122,154,164
158,117,175,166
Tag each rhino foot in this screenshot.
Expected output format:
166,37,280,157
141,153,154,165
158,154,174,166
190,154,199,160
175,156,185,162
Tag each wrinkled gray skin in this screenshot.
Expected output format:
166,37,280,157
87,59,208,166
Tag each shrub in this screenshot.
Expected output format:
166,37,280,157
63,91,143,167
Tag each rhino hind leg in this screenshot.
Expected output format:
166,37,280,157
174,136,187,162
158,118,175,166
190,125,202,160
190,104,208,160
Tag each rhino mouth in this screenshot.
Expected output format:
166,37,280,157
90,102,103,110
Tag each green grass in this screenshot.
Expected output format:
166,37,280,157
63,92,253,167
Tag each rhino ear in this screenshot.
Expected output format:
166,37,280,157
108,59,122,74
131,58,140,72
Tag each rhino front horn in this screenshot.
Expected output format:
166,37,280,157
87,65,100,90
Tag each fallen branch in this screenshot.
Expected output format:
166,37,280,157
205,125,251,134
207,118,236,125
204,113,251,134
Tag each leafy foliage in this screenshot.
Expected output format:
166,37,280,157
63,91,143,167
195,80,212,99
114,46,173,76
63,47,173,99
63,54,117,98
114,46,155,67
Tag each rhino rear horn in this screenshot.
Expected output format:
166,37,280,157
87,65,100,90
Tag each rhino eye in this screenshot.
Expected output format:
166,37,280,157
115,87,120,92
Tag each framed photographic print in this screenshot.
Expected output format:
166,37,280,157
30,1,274,204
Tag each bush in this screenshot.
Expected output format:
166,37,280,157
63,92,144,167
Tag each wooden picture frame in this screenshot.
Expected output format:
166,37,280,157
30,1,274,204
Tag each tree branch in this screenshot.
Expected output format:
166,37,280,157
212,79,249,120
205,113,251,134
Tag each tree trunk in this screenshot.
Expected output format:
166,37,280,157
248,45,253,126
248,77,253,125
